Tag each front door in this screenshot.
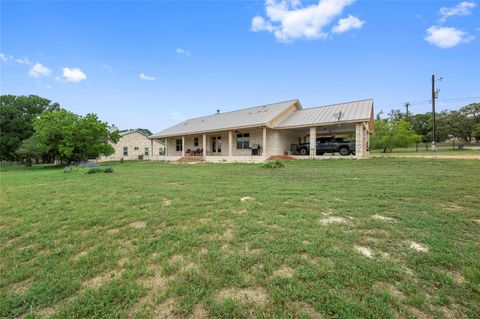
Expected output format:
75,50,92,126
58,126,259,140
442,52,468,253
212,136,222,153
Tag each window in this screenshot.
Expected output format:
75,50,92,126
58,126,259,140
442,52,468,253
134,146,139,151
123,147,128,156
144,147,149,156
176,139,182,152
159,148,165,155
194,137,199,146
236,133,250,149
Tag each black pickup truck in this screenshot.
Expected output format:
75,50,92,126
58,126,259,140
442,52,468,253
297,137,355,156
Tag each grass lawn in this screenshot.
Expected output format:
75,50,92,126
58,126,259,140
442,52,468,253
1,158,479,318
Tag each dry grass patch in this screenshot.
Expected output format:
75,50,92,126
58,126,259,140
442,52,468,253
354,245,373,258
319,216,347,225
152,297,179,318
371,214,396,222
442,270,465,284
290,301,322,319
190,302,209,319
129,221,146,229
215,286,269,306
72,249,91,261
163,199,171,206
240,196,254,203
409,306,431,319
82,269,123,290
11,277,32,294
439,202,463,211
271,265,294,278
409,241,429,253
106,228,119,234
302,240,311,245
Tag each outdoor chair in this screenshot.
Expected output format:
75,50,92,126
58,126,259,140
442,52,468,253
251,144,261,156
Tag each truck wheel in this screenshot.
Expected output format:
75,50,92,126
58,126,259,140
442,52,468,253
339,146,349,156
299,148,309,155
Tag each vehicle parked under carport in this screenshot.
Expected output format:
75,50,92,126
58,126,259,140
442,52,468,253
296,137,356,156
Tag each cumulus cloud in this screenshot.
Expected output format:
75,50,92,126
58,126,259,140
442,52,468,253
15,57,32,65
29,63,51,78
176,48,191,56
438,1,476,23
139,73,155,81
0,53,12,63
425,26,474,48
62,67,87,82
250,0,360,42
332,14,364,33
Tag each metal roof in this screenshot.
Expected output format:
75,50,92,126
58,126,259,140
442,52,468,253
150,99,299,138
275,99,373,129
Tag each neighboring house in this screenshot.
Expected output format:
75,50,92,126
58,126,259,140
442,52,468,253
149,99,374,162
100,130,164,161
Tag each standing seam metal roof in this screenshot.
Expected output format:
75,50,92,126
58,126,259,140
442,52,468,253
150,99,298,138
275,99,373,128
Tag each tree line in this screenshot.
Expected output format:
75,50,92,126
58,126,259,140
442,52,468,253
0,95,119,166
371,102,480,152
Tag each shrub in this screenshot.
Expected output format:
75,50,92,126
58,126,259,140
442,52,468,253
260,160,286,169
85,166,114,174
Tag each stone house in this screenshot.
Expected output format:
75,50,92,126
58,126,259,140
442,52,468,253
100,130,164,161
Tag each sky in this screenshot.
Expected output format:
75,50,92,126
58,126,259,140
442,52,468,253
1,0,479,132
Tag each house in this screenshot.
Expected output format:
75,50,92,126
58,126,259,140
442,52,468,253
100,130,164,161
149,99,374,162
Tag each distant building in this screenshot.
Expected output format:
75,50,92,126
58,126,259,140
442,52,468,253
100,130,164,161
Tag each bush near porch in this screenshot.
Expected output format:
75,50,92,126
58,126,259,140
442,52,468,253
1,159,479,318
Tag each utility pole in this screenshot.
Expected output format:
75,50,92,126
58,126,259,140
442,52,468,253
404,102,410,120
431,74,436,152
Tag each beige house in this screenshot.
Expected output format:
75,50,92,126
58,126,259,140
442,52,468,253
101,130,164,161
149,99,374,162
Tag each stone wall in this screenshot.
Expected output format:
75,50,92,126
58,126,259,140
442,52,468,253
99,131,164,161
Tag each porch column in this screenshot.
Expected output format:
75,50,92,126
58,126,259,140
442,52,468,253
181,136,185,157
355,123,364,157
150,139,153,160
228,131,233,156
263,127,267,156
309,127,316,158
202,134,207,157
165,138,168,156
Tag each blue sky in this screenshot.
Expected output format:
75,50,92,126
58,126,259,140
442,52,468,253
1,0,479,132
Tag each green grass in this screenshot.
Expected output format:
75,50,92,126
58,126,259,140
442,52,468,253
371,145,479,155
1,159,479,318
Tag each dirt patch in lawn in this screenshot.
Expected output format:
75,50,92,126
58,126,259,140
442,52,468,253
302,240,311,245
11,277,32,294
153,297,179,318
442,270,465,284
72,249,90,261
354,245,373,258
240,196,254,203
82,269,124,290
107,228,119,234
290,301,322,319
409,241,429,253
440,202,463,211
271,265,294,278
129,221,146,229
300,253,319,265
408,306,431,319
319,216,347,225
215,286,269,306
371,214,396,222
163,199,172,206
190,302,209,319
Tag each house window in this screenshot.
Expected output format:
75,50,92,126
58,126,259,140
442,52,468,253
134,146,139,151
123,147,128,156
144,147,149,156
194,137,199,146
236,133,250,149
176,139,182,152
159,148,165,155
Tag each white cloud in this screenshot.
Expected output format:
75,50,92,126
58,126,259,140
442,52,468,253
250,0,359,42
439,1,476,23
0,53,13,63
29,63,51,78
176,48,191,56
62,67,87,82
139,73,155,81
425,26,474,48
332,14,364,33
15,57,32,65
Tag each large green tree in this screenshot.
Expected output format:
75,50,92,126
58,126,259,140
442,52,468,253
34,109,120,163
371,119,421,152
0,95,59,161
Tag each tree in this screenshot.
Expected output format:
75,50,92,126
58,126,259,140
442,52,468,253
370,119,421,152
33,109,120,163
0,95,59,161
16,136,44,167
